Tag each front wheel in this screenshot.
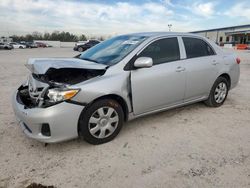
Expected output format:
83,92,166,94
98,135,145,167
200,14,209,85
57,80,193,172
78,47,84,52
79,99,124,145
205,77,229,107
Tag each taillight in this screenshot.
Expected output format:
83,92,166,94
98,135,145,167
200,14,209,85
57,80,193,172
236,57,241,64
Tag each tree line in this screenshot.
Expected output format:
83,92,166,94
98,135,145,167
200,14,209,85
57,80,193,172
9,31,105,42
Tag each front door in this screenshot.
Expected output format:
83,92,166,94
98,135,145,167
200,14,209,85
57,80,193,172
131,37,186,115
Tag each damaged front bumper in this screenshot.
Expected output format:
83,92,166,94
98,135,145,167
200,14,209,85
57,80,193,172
12,86,85,143
11,57,107,143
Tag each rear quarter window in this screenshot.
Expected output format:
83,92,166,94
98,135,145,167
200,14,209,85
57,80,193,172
183,37,215,59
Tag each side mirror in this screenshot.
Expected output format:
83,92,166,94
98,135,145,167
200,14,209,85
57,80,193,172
134,57,153,68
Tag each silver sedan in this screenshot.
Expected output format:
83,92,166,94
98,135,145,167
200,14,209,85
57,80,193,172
12,32,240,144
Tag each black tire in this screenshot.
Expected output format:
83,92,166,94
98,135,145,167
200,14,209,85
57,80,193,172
79,99,124,145
19,46,23,49
78,47,84,52
205,77,229,107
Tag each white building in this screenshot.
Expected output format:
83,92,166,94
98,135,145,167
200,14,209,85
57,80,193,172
191,24,250,46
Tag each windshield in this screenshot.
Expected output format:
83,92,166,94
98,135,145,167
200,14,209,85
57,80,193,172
79,35,148,65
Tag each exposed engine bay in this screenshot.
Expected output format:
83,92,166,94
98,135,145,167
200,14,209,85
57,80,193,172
33,68,105,85
17,67,105,108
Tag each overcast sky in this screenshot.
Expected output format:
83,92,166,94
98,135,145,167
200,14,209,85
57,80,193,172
0,0,249,37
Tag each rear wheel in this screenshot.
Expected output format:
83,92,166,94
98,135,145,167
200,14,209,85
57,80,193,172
205,77,229,107
79,99,124,145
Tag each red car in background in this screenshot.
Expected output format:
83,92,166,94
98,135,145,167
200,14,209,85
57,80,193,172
35,42,47,48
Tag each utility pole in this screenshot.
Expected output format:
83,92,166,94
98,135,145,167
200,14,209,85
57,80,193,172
168,24,172,32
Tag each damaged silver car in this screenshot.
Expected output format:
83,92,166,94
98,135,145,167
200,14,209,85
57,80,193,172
12,32,240,144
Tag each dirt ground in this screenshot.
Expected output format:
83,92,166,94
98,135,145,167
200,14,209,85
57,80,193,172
0,47,250,188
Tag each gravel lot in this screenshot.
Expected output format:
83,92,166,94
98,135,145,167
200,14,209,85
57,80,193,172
0,48,250,188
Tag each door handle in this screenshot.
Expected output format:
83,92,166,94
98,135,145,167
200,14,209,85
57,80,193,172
176,66,186,72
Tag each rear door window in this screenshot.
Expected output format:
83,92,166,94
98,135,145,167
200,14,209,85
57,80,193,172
182,37,215,58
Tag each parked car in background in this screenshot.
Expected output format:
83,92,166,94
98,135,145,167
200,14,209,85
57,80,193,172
75,40,88,46
9,42,26,49
20,41,38,48
73,39,100,52
12,32,240,145
35,42,47,48
0,42,13,50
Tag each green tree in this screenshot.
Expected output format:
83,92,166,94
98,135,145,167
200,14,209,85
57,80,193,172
44,32,51,40
10,31,86,42
79,34,87,41
32,31,42,40
25,34,34,42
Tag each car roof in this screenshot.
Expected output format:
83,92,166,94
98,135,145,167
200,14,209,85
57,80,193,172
124,32,201,38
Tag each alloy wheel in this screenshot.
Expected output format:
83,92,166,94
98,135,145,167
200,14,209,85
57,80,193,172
214,82,227,103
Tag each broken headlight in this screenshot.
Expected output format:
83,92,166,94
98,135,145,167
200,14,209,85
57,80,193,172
47,88,80,103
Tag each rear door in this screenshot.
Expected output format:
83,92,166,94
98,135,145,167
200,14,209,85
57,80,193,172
181,37,219,101
131,37,186,115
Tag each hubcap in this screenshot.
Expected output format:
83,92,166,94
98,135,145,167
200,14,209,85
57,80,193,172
88,107,119,139
214,82,227,103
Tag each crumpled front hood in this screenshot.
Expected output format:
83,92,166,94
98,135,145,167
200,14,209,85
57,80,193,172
25,57,107,74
